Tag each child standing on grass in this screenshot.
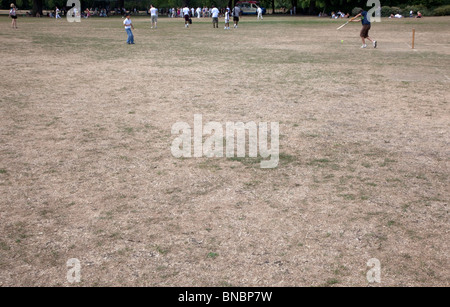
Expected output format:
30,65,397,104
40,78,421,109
224,9,230,30
10,4,18,29
123,14,135,44
352,9,377,49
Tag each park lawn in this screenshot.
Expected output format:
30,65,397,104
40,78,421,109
0,15,449,286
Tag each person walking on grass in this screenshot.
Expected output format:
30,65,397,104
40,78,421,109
149,5,158,29
55,7,61,19
232,4,241,28
123,14,135,44
257,6,263,20
211,6,219,28
183,6,190,27
9,4,18,29
352,9,377,49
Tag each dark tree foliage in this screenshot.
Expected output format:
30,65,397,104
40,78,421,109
11,0,450,14
32,0,43,15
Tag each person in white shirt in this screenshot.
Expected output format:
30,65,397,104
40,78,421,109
211,6,219,28
191,7,194,18
149,5,158,29
224,9,230,30
55,7,61,19
196,7,201,18
183,6,190,27
257,6,263,20
123,14,135,44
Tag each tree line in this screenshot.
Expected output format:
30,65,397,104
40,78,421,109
3,0,449,17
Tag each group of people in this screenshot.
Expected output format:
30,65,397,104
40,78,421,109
73,7,127,18
124,7,378,50
330,11,351,19
6,3,377,51
123,4,246,43
389,11,423,19
168,7,232,19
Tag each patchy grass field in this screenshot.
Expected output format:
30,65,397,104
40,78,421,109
0,15,449,287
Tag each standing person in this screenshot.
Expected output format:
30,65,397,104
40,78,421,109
183,6,190,27
191,7,194,18
196,7,201,18
9,4,18,29
149,5,158,29
232,4,240,28
55,6,61,19
257,6,263,20
352,9,377,49
211,6,219,28
224,8,230,30
123,14,135,44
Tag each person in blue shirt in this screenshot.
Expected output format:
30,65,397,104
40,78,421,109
352,9,377,49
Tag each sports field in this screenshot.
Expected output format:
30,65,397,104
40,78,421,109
0,15,449,287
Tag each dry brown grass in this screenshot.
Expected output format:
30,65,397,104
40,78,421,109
0,15,449,287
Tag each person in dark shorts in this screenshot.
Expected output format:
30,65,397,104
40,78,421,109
352,9,377,49
183,6,190,28
9,4,18,29
211,6,219,28
232,5,241,28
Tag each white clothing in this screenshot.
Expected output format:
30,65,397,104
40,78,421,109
211,8,219,18
123,18,132,29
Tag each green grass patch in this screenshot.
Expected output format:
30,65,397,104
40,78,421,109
207,252,219,259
